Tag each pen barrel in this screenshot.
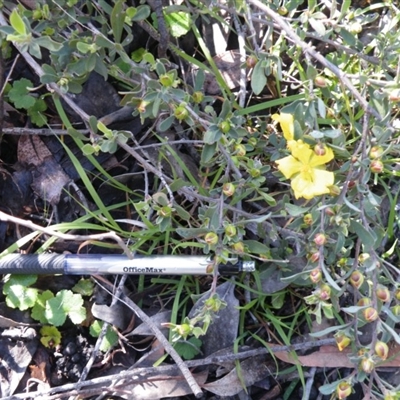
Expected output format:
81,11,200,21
0,254,65,274
0,254,255,275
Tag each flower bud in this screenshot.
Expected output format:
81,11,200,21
391,305,400,316
376,286,391,303
336,382,352,399
349,271,364,289
358,253,370,263
204,232,218,245
314,76,327,88
363,307,379,322
224,224,237,238
159,73,174,87
370,159,384,174
338,258,348,268
360,357,374,373
277,6,288,15
303,213,313,225
310,268,322,283
369,145,384,159
347,180,356,189
314,143,327,156
174,104,189,121
349,21,362,33
328,185,341,196
335,333,351,351
357,297,371,307
308,252,320,263
318,284,331,301
192,91,204,103
219,120,232,133
246,55,258,68
389,90,400,102
325,207,335,216
375,341,389,360
232,241,245,254
137,99,149,113
222,183,236,197
158,206,172,218
177,323,192,338
314,233,327,246
395,289,400,301
249,168,261,178
234,144,246,156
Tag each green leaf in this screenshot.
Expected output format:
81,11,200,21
159,115,175,132
111,0,125,44
381,321,400,345
90,320,119,352
309,18,326,36
164,11,191,38
174,204,191,221
28,41,42,59
3,274,38,290
349,220,377,251
9,9,27,36
31,290,54,323
152,192,169,206
8,78,36,109
40,325,62,348
201,143,218,164
204,127,222,144
319,380,343,395
173,337,202,359
34,36,63,51
131,5,151,21
45,290,86,327
27,98,47,127
3,274,39,311
97,120,113,137
176,227,210,238
285,203,310,217
72,279,94,296
309,323,350,338
243,240,270,254
5,285,38,311
251,60,267,95
81,143,96,155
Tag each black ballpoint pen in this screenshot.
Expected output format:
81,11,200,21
0,254,256,275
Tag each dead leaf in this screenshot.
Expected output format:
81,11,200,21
128,310,172,337
197,50,242,95
0,333,38,397
31,157,71,204
29,347,51,391
273,343,400,368
91,300,135,331
17,135,52,167
274,345,354,368
188,280,239,357
202,355,270,396
17,136,71,205
126,370,208,399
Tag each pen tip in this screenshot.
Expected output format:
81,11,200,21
242,261,256,272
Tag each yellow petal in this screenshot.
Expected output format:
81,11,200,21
289,140,313,164
272,113,294,141
276,155,302,179
309,146,334,166
291,169,334,199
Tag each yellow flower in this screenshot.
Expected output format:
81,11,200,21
271,113,294,141
276,140,334,199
